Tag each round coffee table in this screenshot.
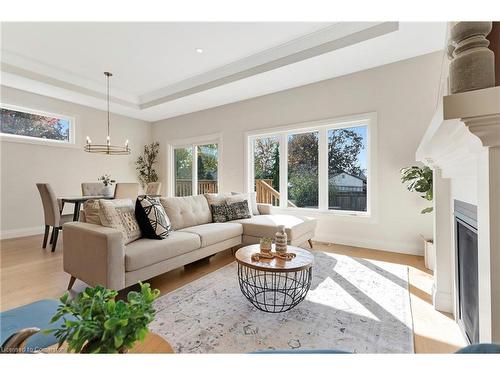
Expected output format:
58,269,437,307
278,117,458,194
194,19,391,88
235,244,314,313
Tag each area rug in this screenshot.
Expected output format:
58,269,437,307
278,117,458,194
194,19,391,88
150,251,414,353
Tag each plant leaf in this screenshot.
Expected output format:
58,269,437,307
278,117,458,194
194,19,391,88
421,206,433,214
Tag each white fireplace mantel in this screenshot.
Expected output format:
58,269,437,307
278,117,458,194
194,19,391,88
416,85,500,343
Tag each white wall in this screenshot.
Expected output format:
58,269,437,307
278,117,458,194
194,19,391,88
0,86,152,238
152,52,444,255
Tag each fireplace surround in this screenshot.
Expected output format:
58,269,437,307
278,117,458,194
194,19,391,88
454,200,479,344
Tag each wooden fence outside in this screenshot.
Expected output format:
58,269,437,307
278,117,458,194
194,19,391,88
329,191,367,211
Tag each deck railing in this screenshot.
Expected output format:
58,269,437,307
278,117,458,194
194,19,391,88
175,179,217,196
255,179,296,207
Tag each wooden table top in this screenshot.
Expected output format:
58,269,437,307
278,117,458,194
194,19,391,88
43,332,174,354
235,244,314,272
58,195,110,203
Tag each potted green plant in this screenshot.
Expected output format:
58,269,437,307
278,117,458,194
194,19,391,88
401,166,434,270
259,237,273,253
400,166,433,214
45,282,160,353
98,174,116,197
136,142,160,188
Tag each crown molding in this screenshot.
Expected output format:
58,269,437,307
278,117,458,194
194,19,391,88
0,51,139,105
1,22,398,116
138,22,398,108
463,114,500,147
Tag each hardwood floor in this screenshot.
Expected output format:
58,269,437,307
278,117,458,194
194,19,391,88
0,234,466,353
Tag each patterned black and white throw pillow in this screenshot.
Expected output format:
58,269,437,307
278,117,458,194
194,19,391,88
135,196,172,239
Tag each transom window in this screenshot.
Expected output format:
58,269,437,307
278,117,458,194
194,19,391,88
248,116,371,215
173,142,219,196
0,104,74,144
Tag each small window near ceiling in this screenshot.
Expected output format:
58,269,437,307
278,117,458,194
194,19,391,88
0,105,73,144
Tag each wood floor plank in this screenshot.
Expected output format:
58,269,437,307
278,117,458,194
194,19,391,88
0,234,466,353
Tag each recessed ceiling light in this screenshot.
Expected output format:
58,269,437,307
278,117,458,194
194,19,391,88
195,48,204,54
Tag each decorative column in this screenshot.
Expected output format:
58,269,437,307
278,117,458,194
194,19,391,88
448,22,495,94
431,167,454,313
462,114,500,342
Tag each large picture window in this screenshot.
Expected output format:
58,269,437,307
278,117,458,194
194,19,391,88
173,142,219,197
0,104,74,144
248,115,372,215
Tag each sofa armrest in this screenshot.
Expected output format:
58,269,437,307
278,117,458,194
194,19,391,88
63,222,125,290
257,203,272,215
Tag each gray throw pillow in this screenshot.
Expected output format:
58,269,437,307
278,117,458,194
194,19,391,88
211,200,251,222
227,200,251,221
211,203,229,223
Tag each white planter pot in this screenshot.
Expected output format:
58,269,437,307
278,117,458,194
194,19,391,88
102,185,114,197
424,240,435,271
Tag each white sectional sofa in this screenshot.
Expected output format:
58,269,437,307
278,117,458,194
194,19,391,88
63,194,316,291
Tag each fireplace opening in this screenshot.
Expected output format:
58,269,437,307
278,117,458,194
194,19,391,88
454,200,479,344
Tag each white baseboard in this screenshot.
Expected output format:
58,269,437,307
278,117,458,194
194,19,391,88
0,226,44,240
313,233,424,256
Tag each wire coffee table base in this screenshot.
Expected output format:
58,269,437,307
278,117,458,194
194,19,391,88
237,263,312,313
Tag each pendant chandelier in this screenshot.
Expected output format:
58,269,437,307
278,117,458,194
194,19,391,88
84,72,131,155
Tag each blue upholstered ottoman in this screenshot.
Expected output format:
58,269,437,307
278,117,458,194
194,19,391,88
0,299,68,352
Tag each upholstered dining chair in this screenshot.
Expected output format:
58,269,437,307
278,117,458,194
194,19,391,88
81,182,104,196
36,183,73,252
145,182,162,196
81,182,114,197
114,183,140,200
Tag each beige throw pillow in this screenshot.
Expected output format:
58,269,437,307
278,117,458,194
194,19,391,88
99,199,141,244
204,193,230,207
82,199,102,225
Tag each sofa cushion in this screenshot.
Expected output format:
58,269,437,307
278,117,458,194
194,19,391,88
125,231,201,271
231,214,316,241
179,222,243,247
160,195,212,230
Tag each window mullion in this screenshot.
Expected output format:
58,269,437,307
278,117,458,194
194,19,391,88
248,138,255,193
192,145,198,195
279,133,288,209
318,128,328,211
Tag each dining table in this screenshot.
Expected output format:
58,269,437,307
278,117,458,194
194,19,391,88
58,195,112,222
